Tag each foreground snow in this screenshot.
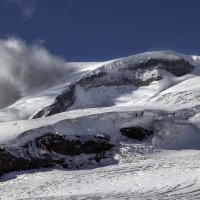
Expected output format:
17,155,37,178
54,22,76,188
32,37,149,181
1,150,200,200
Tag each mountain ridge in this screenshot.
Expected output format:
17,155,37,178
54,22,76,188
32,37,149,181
1,50,200,176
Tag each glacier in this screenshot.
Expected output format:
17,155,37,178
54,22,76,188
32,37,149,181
1,51,200,199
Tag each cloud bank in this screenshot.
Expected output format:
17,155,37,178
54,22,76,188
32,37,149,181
0,38,73,109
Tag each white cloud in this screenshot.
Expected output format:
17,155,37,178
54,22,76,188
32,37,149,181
6,0,37,19
0,37,74,109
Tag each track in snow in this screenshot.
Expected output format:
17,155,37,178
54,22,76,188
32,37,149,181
1,150,200,200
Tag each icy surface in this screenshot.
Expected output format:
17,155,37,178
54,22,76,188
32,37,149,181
1,150,200,200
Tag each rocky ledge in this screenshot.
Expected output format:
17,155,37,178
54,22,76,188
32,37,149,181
0,133,114,177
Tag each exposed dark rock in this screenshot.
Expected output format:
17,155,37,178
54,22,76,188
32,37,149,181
78,72,107,87
0,133,114,177
80,75,162,89
120,126,153,141
32,133,113,156
0,148,55,177
32,84,76,118
126,58,193,77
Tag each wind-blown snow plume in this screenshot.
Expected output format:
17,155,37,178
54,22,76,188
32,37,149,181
0,38,73,109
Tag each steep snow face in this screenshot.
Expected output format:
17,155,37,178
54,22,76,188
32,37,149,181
32,51,195,118
149,76,200,109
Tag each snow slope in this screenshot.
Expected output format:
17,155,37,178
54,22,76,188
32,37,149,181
1,50,200,199
0,62,102,121
0,50,198,121
1,150,200,200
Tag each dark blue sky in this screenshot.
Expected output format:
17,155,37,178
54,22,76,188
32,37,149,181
0,0,200,61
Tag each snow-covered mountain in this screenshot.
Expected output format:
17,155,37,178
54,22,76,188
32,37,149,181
1,51,200,199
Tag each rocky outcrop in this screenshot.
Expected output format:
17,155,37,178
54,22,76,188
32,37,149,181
0,146,55,177
120,126,153,141
126,58,193,77
0,133,114,176
33,85,76,118
27,133,113,156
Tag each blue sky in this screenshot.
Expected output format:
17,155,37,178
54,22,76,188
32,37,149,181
0,0,200,61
